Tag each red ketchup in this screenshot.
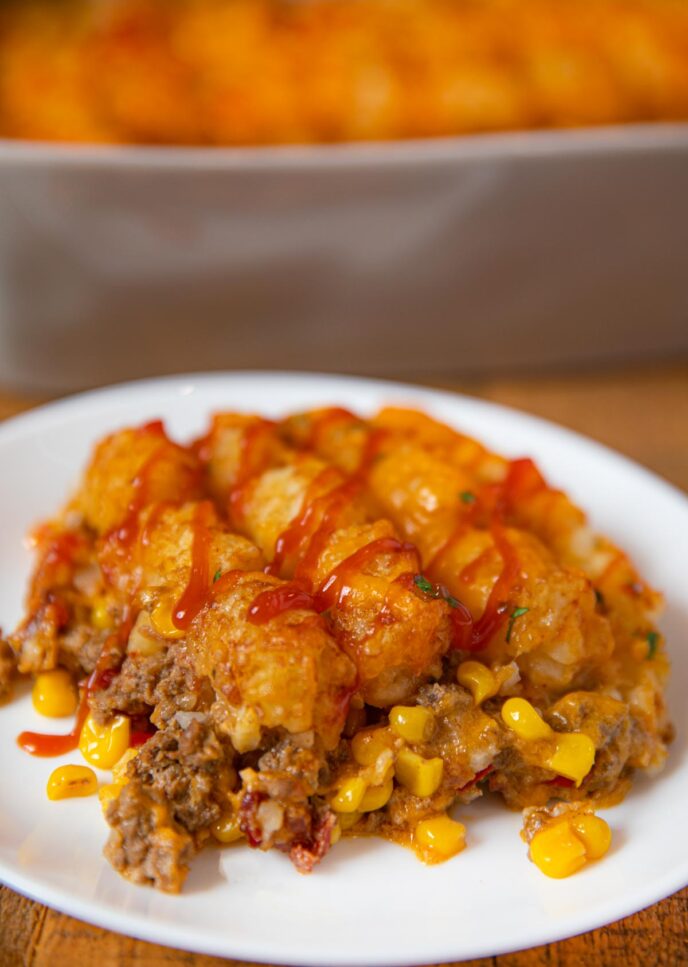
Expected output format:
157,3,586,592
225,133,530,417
226,419,277,529
173,501,214,631
247,584,317,625
267,466,342,577
315,537,419,611
17,612,133,757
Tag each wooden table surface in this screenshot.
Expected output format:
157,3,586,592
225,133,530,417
1,362,687,967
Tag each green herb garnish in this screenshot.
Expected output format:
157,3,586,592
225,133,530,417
213,569,222,583
414,574,436,596
413,573,461,610
460,491,477,504
646,631,659,659
506,606,529,643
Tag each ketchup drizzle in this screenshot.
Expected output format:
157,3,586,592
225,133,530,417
17,609,134,757
172,501,215,631
267,466,342,577
247,583,318,625
314,537,418,612
293,478,363,584
227,419,277,529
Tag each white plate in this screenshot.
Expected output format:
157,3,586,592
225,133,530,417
0,372,686,965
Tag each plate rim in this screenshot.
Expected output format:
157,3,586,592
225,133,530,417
0,369,686,966
1,122,687,172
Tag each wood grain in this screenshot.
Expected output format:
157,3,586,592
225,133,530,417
1,362,687,967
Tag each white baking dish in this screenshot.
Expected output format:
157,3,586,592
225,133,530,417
0,124,686,393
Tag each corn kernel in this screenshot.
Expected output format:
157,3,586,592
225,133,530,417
338,811,362,831
98,782,121,812
529,820,587,879
457,661,498,705
501,698,553,741
330,822,342,845
112,747,138,784
546,733,596,786
395,749,444,798
415,815,466,861
351,727,395,766
151,599,185,640
571,814,611,860
359,778,394,812
331,776,367,813
79,713,131,770
211,812,244,844
91,598,114,630
32,669,78,718
389,706,434,743
47,765,98,801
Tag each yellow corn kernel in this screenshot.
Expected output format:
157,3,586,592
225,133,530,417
91,598,114,630
330,822,342,845
32,669,78,718
98,782,121,812
112,747,138,785
151,598,185,640
571,814,611,860
546,733,596,787
457,661,498,705
389,706,434,743
395,749,444,798
359,778,394,812
338,811,362,831
529,820,587,879
501,698,553,742
351,727,395,766
415,815,466,861
79,713,131,770
46,765,98,801
331,776,367,813
211,812,244,844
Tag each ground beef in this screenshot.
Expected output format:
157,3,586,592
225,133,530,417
547,691,633,798
10,600,63,674
416,683,502,793
58,623,109,676
104,781,194,893
370,783,456,835
488,748,560,809
238,739,335,871
257,735,324,791
0,638,17,700
491,691,636,808
129,716,236,836
90,652,167,724
151,643,211,725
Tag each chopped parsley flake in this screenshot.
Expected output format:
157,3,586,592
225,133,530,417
213,569,222,583
460,491,477,504
413,573,461,610
646,631,659,659
506,606,529,643
414,574,436,596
